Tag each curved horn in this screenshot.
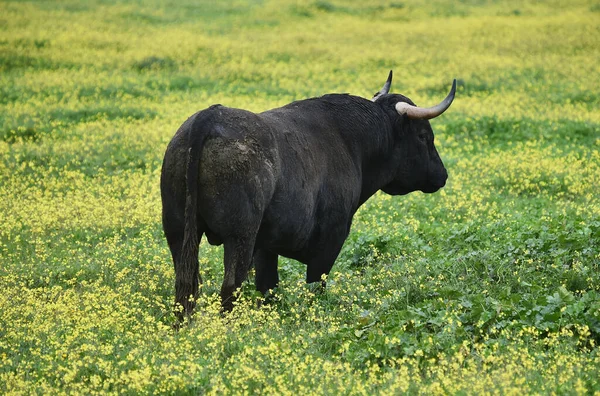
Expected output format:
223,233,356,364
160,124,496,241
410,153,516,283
371,70,393,102
395,79,457,119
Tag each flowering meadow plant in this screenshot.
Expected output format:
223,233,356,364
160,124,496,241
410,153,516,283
1,0,599,393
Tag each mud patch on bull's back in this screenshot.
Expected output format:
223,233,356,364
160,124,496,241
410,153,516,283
234,141,254,154
201,136,260,175
198,135,268,200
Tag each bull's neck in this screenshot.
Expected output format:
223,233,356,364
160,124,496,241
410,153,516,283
355,111,397,207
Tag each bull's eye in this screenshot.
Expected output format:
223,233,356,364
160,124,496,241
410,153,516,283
418,133,428,142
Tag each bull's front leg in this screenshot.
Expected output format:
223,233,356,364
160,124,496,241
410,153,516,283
305,232,346,287
254,248,279,295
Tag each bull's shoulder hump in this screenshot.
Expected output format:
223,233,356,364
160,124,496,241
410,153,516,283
263,94,375,115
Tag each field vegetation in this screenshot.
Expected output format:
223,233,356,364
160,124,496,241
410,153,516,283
1,0,599,393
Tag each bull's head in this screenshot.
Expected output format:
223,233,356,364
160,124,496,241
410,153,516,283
372,71,455,195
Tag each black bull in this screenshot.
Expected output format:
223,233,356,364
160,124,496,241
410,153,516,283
161,71,456,315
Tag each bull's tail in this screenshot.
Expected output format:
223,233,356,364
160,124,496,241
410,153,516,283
176,120,209,318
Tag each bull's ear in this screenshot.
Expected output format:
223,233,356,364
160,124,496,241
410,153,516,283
371,70,393,102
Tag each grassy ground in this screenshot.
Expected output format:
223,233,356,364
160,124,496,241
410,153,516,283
1,0,600,394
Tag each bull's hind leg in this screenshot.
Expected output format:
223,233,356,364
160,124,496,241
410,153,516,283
163,212,184,272
221,233,258,312
254,249,279,295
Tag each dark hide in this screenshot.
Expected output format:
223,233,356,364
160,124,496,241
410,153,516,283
161,88,449,315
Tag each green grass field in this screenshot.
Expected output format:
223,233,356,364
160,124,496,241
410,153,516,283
1,0,600,393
